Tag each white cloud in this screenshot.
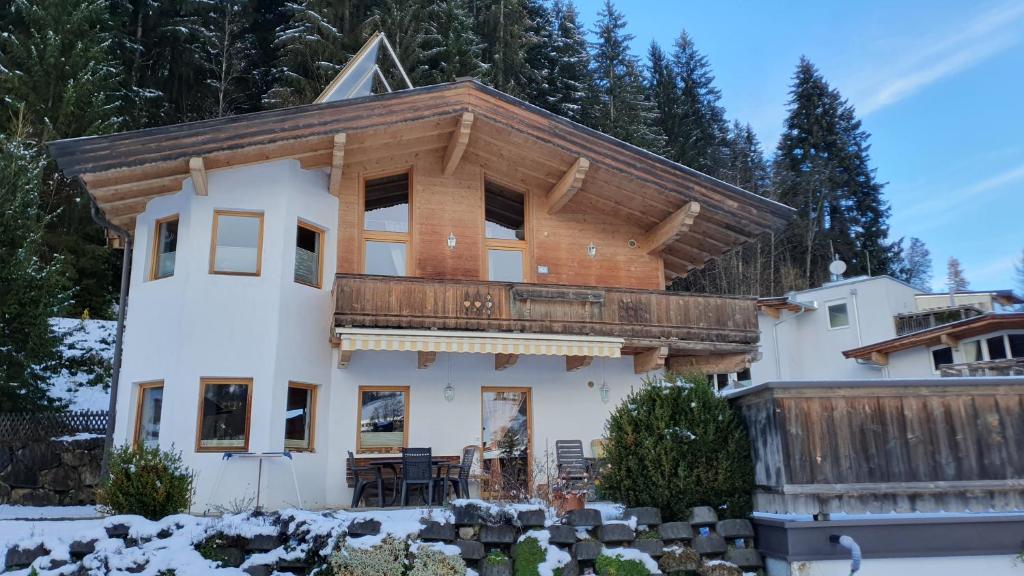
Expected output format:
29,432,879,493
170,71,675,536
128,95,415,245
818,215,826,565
851,2,1024,116
893,160,1024,233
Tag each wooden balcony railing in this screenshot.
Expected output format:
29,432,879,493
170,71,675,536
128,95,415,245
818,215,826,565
332,274,759,355
894,305,984,336
940,358,1024,377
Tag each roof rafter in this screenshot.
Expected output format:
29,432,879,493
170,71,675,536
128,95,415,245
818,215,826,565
546,156,590,214
443,112,474,176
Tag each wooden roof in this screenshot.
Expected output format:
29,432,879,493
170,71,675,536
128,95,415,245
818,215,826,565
843,313,1024,360
48,79,794,276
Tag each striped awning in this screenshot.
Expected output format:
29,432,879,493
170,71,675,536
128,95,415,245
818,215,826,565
335,328,623,358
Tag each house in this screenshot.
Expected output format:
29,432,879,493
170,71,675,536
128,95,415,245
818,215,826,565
48,65,792,509
750,274,1024,384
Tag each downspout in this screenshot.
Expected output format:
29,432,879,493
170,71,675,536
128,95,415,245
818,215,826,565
90,197,133,481
772,305,810,380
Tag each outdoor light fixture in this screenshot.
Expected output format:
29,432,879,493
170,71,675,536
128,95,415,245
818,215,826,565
447,232,457,250
443,383,455,402
599,382,610,404
587,241,597,258
443,354,455,401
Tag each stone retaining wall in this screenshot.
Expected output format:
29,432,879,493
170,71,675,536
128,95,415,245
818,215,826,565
0,436,103,506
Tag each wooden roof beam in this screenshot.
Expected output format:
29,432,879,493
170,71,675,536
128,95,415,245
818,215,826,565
640,202,701,254
566,355,593,372
329,133,347,197
189,157,208,196
940,334,960,349
495,353,519,371
443,112,474,176
870,351,889,366
546,157,590,214
417,351,437,369
634,346,668,374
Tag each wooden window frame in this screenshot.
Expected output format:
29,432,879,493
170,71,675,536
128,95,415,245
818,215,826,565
195,377,254,453
285,382,318,452
209,210,265,277
149,215,179,281
482,176,530,282
133,380,164,448
480,386,533,492
360,168,413,276
294,219,326,289
356,385,410,454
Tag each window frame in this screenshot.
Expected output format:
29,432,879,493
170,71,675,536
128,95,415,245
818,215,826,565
355,385,410,454
149,215,180,281
195,377,254,453
133,380,164,448
285,382,318,453
209,210,265,277
294,219,326,289
929,345,954,374
482,177,530,282
825,300,851,330
361,169,413,276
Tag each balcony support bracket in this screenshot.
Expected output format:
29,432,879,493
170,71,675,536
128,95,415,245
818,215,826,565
634,346,668,374
495,353,519,371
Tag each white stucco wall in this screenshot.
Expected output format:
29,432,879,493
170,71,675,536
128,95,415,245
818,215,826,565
766,554,1021,576
751,277,921,384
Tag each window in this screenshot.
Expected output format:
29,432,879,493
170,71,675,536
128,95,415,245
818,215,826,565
363,173,410,276
931,347,953,372
357,386,409,453
294,221,324,288
134,381,163,448
196,378,252,452
151,216,179,280
285,383,317,452
961,340,983,363
987,335,1008,360
210,210,263,275
1009,334,1024,358
827,301,850,329
484,181,526,282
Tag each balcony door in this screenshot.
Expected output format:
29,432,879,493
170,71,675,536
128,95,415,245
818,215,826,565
481,387,532,498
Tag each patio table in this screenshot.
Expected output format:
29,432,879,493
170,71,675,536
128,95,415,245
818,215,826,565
366,457,451,506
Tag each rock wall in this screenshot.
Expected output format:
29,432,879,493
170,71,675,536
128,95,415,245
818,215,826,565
0,436,103,506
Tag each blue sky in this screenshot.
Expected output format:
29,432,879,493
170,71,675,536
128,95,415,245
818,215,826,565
575,0,1024,292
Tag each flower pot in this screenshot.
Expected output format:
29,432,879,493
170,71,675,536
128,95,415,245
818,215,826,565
554,491,586,515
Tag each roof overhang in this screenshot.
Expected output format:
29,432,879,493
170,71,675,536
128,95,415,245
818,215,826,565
843,313,1024,362
757,296,817,319
48,79,793,278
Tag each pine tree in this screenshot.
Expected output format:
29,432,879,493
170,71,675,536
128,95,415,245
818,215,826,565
669,31,729,177
898,237,932,291
521,0,556,108
724,121,770,196
590,0,663,151
195,0,261,117
547,0,596,125
424,0,484,83
647,41,680,150
947,257,969,292
364,0,433,86
476,0,535,98
263,1,349,108
0,138,71,412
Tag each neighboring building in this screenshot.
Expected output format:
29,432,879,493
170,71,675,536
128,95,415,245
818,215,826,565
915,289,1021,313
48,66,792,509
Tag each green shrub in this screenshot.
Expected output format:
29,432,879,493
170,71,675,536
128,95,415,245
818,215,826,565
511,536,545,576
98,444,195,520
409,547,466,576
328,537,407,576
595,554,649,575
601,373,754,520
485,550,509,565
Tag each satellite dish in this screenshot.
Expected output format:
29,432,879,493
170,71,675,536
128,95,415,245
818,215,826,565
829,260,847,277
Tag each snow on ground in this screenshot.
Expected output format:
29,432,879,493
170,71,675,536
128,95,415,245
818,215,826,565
47,317,115,411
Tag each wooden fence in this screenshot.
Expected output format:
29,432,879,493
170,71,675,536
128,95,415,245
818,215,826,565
0,410,108,442
730,378,1024,515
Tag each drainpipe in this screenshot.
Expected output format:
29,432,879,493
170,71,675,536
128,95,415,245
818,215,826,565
772,303,810,380
90,198,133,481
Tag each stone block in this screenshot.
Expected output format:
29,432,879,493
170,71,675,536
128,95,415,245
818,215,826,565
517,508,546,528
565,508,602,527
458,526,476,540
657,522,692,542
630,538,664,557
452,501,486,525
9,488,58,506
725,548,763,569
69,539,97,558
479,557,512,576
244,565,273,576
693,532,727,556
79,460,102,486
598,524,635,544
211,547,245,568
419,520,456,542
546,525,577,546
63,487,96,506
456,539,485,561
106,523,131,539
480,524,516,545
0,446,12,473
245,534,280,552
572,540,602,561
61,449,94,468
658,546,702,573
624,507,662,526
4,543,48,570
558,559,579,576
715,519,753,539
689,506,718,526
40,466,78,492
2,460,40,488
347,518,381,537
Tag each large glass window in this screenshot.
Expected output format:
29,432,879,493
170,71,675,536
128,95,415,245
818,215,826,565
211,210,263,275
363,174,410,276
827,302,850,329
1009,334,1024,358
931,347,953,372
295,222,323,288
197,378,252,452
484,181,526,282
987,336,1008,360
285,383,316,452
151,216,178,280
962,340,983,363
134,382,163,448
357,386,408,453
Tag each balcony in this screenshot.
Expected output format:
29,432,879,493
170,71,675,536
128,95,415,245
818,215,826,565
332,274,759,371
939,358,1024,377
894,305,984,336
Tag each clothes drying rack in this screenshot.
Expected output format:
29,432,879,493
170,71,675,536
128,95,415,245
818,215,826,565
209,451,303,511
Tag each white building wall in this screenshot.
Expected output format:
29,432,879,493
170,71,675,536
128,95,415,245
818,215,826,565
766,555,1020,576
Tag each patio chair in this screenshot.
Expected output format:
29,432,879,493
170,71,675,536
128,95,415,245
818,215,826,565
399,447,435,506
439,445,478,504
347,451,385,508
555,440,591,487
